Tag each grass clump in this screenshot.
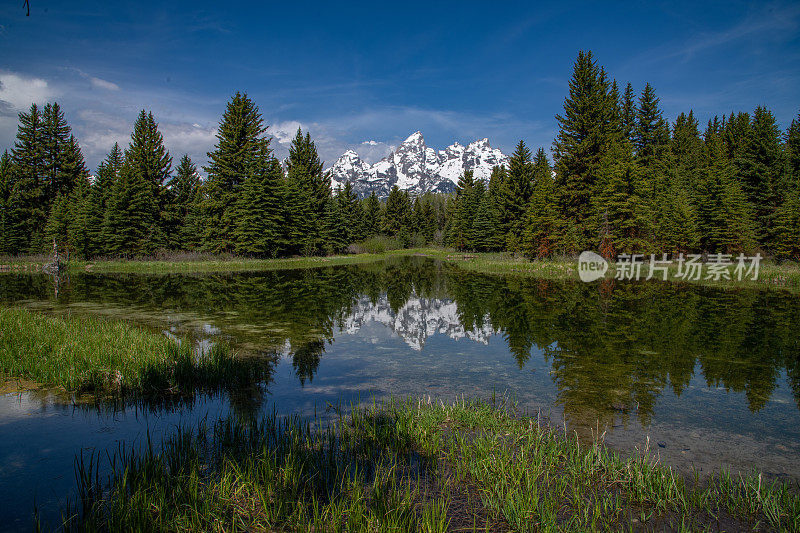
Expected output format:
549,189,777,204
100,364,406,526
0,307,271,397
60,397,800,532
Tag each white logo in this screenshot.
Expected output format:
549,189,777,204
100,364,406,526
578,251,608,282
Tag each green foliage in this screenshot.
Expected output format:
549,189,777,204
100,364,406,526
285,128,331,255
383,186,411,236
233,153,284,256
102,160,159,256
522,149,560,258
553,51,622,249
201,92,266,254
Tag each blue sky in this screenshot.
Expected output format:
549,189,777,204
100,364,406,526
0,1,798,172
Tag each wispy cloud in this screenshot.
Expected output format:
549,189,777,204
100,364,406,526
89,76,120,91
633,2,800,66
0,71,55,112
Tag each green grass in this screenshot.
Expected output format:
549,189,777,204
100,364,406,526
417,249,800,292
59,396,800,532
3,247,799,291
0,307,271,397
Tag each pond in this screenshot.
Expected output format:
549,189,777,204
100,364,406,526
1,256,799,530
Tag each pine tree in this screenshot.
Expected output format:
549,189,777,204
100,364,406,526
785,113,800,188
102,159,159,256
621,82,637,143
362,192,382,237
337,181,364,244
522,149,560,258
202,93,266,253
552,51,620,249
0,151,12,253
450,171,477,249
634,83,670,168
486,165,507,250
126,110,172,249
741,106,785,246
42,102,73,199
323,195,348,254
285,128,331,255
500,141,534,251
9,103,47,252
167,154,200,249
82,144,123,256
383,186,411,236
671,111,704,188
591,140,651,253
773,113,800,259
233,149,284,256
695,130,757,253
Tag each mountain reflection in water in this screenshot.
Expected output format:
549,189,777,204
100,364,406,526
1,257,799,486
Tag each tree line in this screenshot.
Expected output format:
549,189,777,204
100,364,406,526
447,51,800,260
1,51,798,259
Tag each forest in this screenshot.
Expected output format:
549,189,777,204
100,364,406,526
1,51,798,260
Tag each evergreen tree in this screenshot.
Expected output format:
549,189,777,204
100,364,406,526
486,165,507,250
741,106,785,245
695,130,757,253
500,141,534,251
634,83,670,168
9,103,47,252
82,144,123,256
102,159,159,256
591,140,651,254
383,186,411,236
202,93,266,253
552,51,620,249
338,181,364,244
522,149,560,258
621,82,637,143
785,113,800,188
0,151,13,253
362,192,382,237
42,102,73,198
126,110,172,248
233,150,284,256
285,128,331,255
773,114,800,259
323,195,348,254
671,111,704,189
167,154,200,249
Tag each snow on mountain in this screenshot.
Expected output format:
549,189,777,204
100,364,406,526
340,294,495,351
327,132,509,198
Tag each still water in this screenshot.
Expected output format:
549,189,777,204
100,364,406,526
1,257,799,529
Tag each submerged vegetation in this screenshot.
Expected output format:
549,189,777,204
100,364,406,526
0,307,272,397
3,247,799,293
61,397,800,532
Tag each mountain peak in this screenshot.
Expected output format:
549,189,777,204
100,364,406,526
326,131,509,198
402,131,425,144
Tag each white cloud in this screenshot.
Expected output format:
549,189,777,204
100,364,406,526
0,71,55,111
362,140,379,146
89,76,120,91
268,120,304,144
160,122,217,159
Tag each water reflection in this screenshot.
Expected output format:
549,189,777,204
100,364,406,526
2,257,799,423
2,257,800,527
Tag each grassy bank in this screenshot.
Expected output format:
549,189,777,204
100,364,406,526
61,396,799,532
0,307,271,396
421,249,800,292
0,251,401,275
2,247,799,291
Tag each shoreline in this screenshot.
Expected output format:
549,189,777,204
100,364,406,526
2,247,798,292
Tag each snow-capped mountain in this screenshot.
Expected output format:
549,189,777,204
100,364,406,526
327,132,509,198
340,294,495,351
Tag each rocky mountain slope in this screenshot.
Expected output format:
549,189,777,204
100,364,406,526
327,132,508,197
